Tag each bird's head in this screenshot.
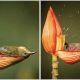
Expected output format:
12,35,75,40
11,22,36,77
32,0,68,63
18,46,36,57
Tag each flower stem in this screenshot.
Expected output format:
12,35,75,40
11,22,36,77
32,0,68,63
52,55,59,80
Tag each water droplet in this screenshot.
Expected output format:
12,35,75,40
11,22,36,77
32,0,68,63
77,10,79,14
63,4,66,8
66,27,69,31
58,13,62,17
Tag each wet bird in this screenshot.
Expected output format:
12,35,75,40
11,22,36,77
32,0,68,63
0,46,36,69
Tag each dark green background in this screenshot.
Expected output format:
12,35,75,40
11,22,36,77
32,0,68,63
0,1,39,79
41,1,80,79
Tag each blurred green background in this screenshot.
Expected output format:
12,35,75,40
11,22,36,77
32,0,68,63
41,1,80,79
0,1,39,79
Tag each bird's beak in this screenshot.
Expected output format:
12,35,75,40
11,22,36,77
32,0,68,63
26,51,37,55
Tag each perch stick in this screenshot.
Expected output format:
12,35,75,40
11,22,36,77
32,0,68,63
52,55,59,80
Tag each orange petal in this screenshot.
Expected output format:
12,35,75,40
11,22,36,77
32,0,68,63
50,6,62,36
56,35,65,51
42,7,57,54
0,56,23,69
50,7,65,51
57,50,80,64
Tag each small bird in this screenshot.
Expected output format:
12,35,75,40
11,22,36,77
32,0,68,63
65,43,80,51
0,46,36,69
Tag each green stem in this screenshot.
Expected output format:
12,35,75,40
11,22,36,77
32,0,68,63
52,55,59,80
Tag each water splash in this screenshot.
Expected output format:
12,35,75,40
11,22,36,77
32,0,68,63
62,27,70,37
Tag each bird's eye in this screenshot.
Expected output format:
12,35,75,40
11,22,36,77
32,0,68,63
23,53,27,56
65,42,69,49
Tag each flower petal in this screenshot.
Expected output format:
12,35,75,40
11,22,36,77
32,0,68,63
42,7,57,54
50,6,62,36
57,50,80,64
56,35,65,51
0,56,23,69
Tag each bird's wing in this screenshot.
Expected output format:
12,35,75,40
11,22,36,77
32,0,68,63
0,46,18,56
